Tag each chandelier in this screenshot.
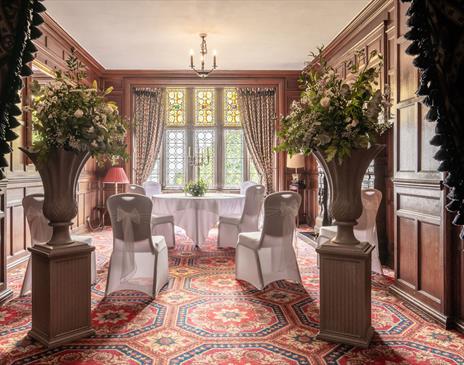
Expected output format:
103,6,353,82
189,33,217,78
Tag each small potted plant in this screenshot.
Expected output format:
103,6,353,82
184,179,208,197
21,51,127,246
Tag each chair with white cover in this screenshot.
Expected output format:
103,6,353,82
240,181,257,195
235,191,302,290
316,188,383,274
143,181,162,197
105,193,169,297
20,194,97,297
140,182,175,248
128,184,145,195
217,184,265,248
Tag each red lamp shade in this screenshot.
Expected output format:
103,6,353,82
102,167,129,184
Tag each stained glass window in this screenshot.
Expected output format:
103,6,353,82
224,130,244,188
194,89,215,126
165,129,185,187
194,129,215,187
151,87,260,189
224,88,240,127
167,89,186,126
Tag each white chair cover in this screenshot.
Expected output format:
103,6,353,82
143,181,162,196
128,184,145,195
106,193,169,297
139,183,175,248
235,191,302,290
217,185,265,248
316,188,383,274
20,194,97,297
240,181,257,195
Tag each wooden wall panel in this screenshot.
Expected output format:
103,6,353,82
397,216,416,286
389,0,450,326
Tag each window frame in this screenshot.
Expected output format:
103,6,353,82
154,86,259,191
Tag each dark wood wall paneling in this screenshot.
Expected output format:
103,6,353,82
389,1,453,327
315,0,463,331
4,14,104,271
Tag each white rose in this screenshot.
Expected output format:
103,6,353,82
74,109,84,118
320,97,330,109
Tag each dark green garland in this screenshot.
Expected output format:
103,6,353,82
0,0,46,179
402,0,464,237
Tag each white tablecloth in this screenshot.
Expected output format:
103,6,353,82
152,193,245,246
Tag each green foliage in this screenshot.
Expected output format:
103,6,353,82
184,179,208,197
276,47,392,163
25,49,127,165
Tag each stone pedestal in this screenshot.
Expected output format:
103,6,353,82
316,241,374,348
28,241,95,348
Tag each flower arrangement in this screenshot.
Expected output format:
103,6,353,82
27,51,127,164
276,48,391,163
184,179,208,197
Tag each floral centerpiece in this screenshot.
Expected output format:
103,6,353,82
184,179,208,197
276,48,391,246
29,54,127,164
21,51,127,245
276,48,391,163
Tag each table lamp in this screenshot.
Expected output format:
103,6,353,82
102,166,129,195
286,153,305,184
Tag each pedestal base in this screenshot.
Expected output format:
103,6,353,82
28,242,95,348
316,241,374,348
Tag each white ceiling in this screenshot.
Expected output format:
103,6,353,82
44,0,371,70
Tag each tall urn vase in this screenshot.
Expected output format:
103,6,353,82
20,147,95,347
314,144,384,348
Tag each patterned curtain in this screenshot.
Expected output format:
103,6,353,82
237,88,276,193
133,88,165,185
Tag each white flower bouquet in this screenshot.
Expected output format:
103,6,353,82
276,48,392,163
27,52,127,164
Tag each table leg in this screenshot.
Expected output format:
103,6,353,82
194,202,199,248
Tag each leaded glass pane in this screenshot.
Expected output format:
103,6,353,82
193,129,215,187
224,129,243,188
194,88,215,126
249,157,261,184
166,89,186,126
165,129,185,187
148,158,160,183
224,88,240,127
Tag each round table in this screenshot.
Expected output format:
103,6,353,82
152,193,245,246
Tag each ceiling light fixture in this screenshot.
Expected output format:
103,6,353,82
189,33,217,78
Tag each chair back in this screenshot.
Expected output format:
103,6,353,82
240,181,257,195
22,194,52,245
240,184,265,231
107,193,153,243
143,181,162,196
356,188,382,232
260,191,301,247
128,184,145,195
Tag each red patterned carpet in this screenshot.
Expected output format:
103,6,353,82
1,228,464,364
